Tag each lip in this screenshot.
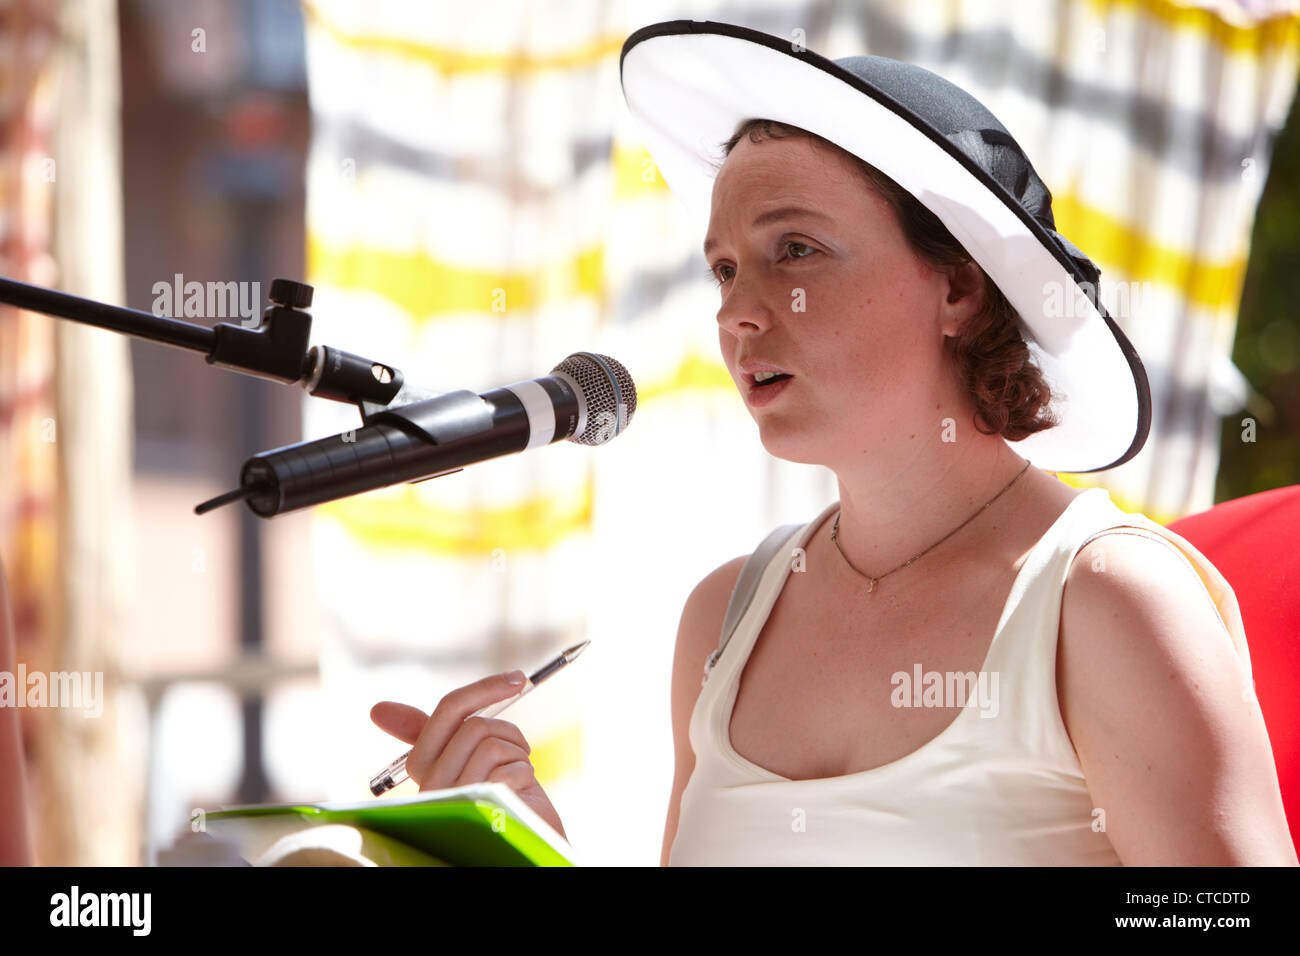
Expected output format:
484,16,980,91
737,361,793,387
745,373,794,407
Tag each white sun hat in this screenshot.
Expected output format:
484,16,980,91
620,19,1151,474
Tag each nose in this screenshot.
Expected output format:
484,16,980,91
714,268,775,337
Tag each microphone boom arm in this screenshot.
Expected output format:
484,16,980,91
0,275,634,519
0,275,410,417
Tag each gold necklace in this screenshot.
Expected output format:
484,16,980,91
830,460,1031,593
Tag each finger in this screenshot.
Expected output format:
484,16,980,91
451,738,532,790
405,672,527,782
485,760,536,794
417,717,530,791
369,701,430,745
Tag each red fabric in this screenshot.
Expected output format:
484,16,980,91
1167,485,1300,855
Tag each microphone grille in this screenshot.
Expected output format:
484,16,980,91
552,352,637,446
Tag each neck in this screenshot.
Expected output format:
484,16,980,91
828,433,1036,579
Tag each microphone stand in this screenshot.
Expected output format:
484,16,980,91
0,274,459,515
1,273,502,815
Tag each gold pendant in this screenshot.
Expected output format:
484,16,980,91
866,578,876,593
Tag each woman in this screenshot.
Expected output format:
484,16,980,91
371,22,1296,865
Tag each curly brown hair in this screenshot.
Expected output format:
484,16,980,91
717,118,1059,442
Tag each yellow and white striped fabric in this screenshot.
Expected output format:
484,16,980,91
301,0,1298,863
809,0,1300,520
299,0,625,831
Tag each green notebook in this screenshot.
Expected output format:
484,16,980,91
198,781,577,867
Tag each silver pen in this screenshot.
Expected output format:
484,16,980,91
369,640,590,797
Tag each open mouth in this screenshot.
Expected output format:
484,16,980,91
745,372,795,406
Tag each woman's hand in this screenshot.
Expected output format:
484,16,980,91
370,671,567,841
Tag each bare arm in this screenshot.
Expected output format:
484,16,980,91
660,556,746,866
1058,533,1298,865
0,558,33,865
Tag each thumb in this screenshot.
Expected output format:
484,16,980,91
369,701,429,745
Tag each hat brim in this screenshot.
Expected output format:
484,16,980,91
620,20,1151,474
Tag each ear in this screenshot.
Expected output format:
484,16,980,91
938,260,985,338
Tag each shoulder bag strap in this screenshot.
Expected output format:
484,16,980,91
703,522,802,684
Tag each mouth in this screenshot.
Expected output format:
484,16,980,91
745,370,795,388
744,372,795,406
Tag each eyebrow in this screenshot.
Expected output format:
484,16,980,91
703,206,833,257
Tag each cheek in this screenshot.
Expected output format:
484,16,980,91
855,264,934,333
822,286,931,380
717,327,742,383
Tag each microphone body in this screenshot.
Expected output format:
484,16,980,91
237,352,634,517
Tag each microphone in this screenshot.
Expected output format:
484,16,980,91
196,352,635,518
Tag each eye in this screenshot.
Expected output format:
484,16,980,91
706,239,817,288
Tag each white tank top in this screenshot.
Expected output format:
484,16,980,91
668,488,1252,866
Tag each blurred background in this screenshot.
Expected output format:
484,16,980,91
0,0,1297,866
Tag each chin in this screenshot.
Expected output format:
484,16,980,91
754,420,829,466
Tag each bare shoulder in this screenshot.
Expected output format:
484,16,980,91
1057,530,1297,864
1059,529,1240,706
677,554,748,668
1067,527,1215,604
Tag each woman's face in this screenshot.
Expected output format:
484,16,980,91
703,132,975,468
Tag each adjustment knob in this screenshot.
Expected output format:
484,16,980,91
269,278,313,309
